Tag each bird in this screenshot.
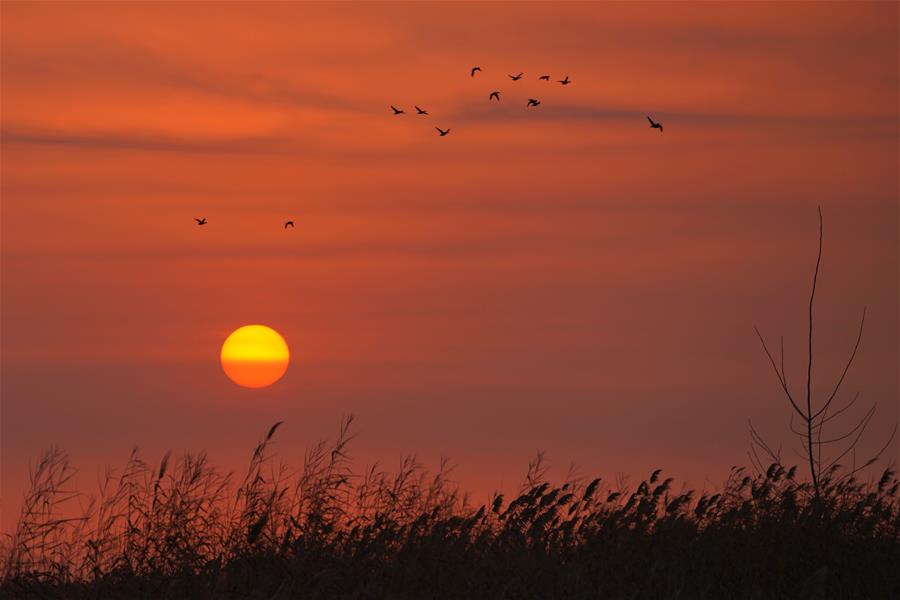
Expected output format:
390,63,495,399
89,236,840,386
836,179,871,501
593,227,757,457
647,116,663,132
284,220,295,229
526,98,541,107
415,106,429,115
390,105,404,115
194,217,207,226
489,91,500,101
470,66,481,77
558,75,571,85
435,127,450,136
538,75,550,80
508,72,524,81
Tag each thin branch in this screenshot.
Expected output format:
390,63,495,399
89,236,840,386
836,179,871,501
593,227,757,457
819,392,861,427
748,420,782,466
812,307,866,420
754,327,805,419
789,412,807,438
803,205,824,495
780,336,788,388
834,423,898,484
823,406,877,473
814,404,876,445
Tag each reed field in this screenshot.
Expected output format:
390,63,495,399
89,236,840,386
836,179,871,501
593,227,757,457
1,417,898,599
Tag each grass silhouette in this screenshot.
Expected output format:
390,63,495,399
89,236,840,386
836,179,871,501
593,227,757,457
2,416,898,599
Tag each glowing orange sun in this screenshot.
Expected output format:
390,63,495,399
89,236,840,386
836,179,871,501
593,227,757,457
220,325,290,388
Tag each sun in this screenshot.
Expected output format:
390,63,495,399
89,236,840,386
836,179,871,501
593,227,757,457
220,325,290,388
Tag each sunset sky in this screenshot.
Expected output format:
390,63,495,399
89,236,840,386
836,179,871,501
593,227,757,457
2,2,897,529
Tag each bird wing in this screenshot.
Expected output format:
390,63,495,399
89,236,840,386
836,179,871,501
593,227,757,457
647,116,655,125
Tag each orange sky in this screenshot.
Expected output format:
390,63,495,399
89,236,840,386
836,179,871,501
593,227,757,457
1,2,897,529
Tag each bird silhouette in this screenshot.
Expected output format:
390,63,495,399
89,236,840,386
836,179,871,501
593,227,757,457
538,75,550,80
526,98,541,107
284,220,295,229
489,91,501,101
508,72,524,81
435,127,450,136
647,116,663,132
558,75,571,85
194,218,207,226
391,105,404,115
470,66,481,77
415,106,429,115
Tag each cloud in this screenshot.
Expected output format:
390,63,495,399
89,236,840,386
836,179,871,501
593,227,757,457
2,38,371,114
0,127,295,154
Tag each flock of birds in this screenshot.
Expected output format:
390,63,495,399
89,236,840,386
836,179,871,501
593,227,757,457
388,66,581,138
388,66,663,138
194,66,664,226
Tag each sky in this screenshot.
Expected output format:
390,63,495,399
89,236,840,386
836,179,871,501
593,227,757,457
2,2,898,529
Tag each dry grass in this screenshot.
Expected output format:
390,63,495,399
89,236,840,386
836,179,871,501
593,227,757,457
2,417,898,599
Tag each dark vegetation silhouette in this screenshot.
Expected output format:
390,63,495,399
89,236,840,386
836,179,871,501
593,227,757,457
1,417,898,599
3,210,896,599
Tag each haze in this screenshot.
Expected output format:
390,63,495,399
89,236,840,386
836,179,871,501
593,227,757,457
2,2,897,530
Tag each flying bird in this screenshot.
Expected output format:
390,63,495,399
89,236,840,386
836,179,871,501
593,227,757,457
194,218,207,226
391,105,404,115
526,98,541,107
508,72,524,81
435,127,450,137
489,91,500,101
538,75,550,81
415,106,429,115
647,116,663,132
470,66,482,77
558,75,571,85
284,220,295,229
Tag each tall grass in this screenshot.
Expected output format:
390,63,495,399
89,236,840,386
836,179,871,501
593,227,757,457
2,417,898,599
